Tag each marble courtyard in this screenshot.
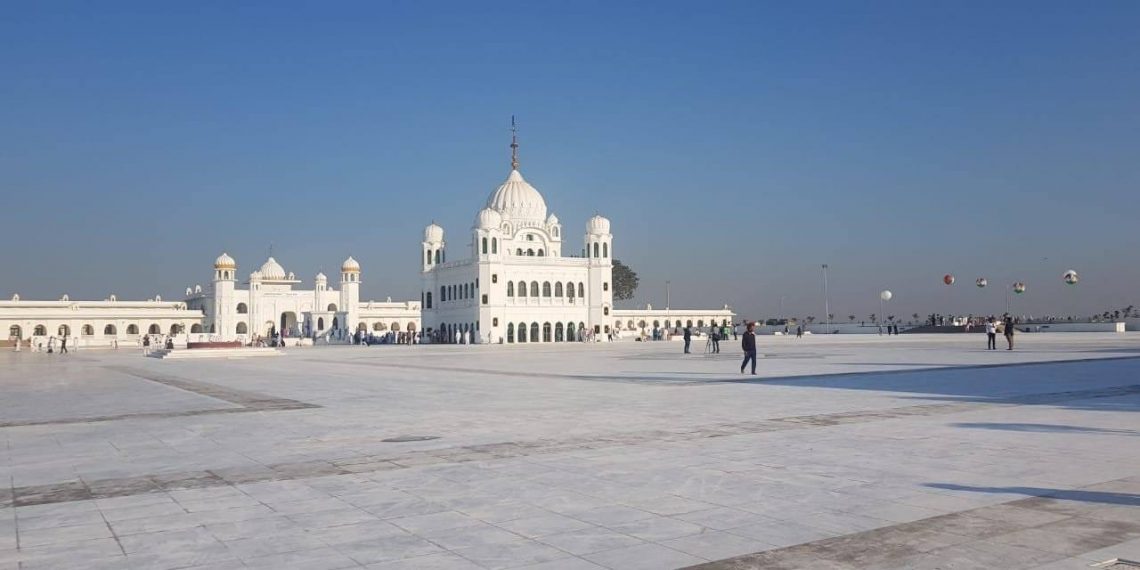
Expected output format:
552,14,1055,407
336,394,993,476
2,334,1139,569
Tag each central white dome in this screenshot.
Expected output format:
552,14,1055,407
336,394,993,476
258,257,287,280
486,169,547,223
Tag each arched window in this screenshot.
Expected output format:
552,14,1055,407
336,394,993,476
555,322,564,342
103,324,116,335
675,320,681,329
604,307,610,316
507,323,514,343
327,303,338,311
507,282,514,297
593,243,600,258
492,238,498,254
653,320,660,328
434,250,441,264
169,324,182,335
426,250,431,265
373,322,384,331
34,324,47,336
82,325,94,336
567,281,575,299
236,322,248,334
542,322,552,342
639,320,647,329
537,249,545,256
441,286,446,302
126,324,139,335
237,303,248,314
9,325,21,339
542,282,551,297
527,249,534,256
518,323,528,343
698,320,704,328
526,281,536,297
517,248,523,256
391,322,401,332
518,281,528,297
58,324,71,336
482,237,488,254
686,320,693,327
317,317,324,330
530,323,540,342
425,292,433,309
554,282,563,297
603,243,608,258
578,283,585,298
190,324,203,333
145,324,159,335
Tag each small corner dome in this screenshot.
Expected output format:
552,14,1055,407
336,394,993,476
258,257,287,280
546,213,560,226
486,169,547,223
475,207,503,230
341,256,361,273
249,270,263,280
424,223,444,243
316,272,327,281
214,252,236,269
587,214,611,235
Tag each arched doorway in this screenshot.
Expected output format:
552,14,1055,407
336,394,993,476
58,324,71,336
103,324,116,336
542,322,552,342
554,322,564,342
280,312,297,337
507,323,514,343
148,324,161,335
530,323,540,342
190,324,203,333
9,325,21,339
518,322,528,343
317,317,324,330
236,322,248,334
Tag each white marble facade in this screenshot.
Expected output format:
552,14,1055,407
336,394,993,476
183,254,420,342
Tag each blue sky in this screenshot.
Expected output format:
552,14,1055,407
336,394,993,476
2,1,1137,321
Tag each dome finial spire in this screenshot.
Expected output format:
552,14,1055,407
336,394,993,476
510,115,519,170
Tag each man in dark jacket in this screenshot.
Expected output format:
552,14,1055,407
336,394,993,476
683,326,692,354
741,322,757,375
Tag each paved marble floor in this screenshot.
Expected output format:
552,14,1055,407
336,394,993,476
1,333,1138,569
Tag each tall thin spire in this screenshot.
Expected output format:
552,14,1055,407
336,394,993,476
510,115,519,170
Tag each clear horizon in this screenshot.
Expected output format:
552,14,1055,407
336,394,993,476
2,1,1137,321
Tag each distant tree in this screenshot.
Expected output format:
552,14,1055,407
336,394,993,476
827,313,835,322
887,315,895,323
912,313,920,323
869,313,878,324
611,259,639,301
848,315,856,323
806,316,816,325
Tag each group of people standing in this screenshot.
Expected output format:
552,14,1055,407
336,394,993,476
985,315,1017,350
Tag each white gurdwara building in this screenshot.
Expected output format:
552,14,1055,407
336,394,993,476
420,142,614,344
183,254,420,340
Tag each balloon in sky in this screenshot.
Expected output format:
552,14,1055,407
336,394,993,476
880,290,893,301
1013,282,1027,294
943,274,955,285
976,278,987,288
1063,270,1079,285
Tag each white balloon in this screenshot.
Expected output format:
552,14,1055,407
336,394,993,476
880,290,893,301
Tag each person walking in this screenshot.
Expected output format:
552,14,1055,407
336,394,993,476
59,335,68,354
795,325,803,339
985,318,997,350
711,327,720,353
1004,315,1015,350
740,322,757,375
683,325,692,354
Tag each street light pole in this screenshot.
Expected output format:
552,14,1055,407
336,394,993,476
665,281,670,311
822,264,830,334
